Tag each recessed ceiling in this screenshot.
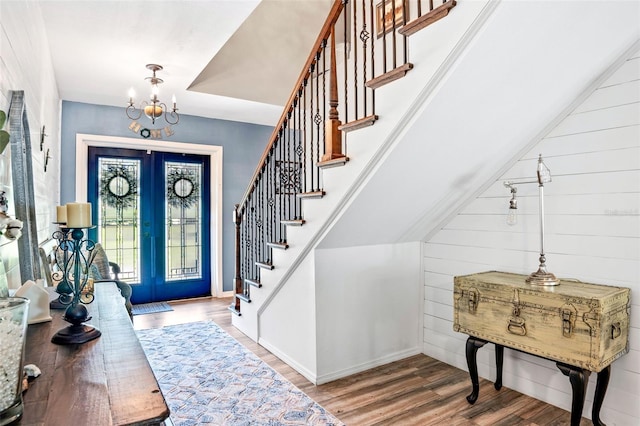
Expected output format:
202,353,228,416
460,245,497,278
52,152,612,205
37,0,332,126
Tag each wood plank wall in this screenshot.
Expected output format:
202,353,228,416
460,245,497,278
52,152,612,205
0,1,62,288
422,46,640,425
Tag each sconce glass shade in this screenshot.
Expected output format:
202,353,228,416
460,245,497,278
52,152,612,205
506,206,517,226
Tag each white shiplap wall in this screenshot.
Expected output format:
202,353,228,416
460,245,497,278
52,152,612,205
423,47,640,424
0,1,62,288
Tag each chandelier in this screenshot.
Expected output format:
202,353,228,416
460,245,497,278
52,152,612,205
126,64,179,138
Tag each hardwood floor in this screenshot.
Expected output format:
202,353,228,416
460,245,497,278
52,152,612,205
133,296,589,425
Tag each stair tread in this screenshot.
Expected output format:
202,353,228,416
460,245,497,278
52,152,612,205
281,219,305,226
365,63,413,90
318,157,349,169
245,278,262,288
267,241,289,250
236,293,251,303
339,115,378,132
399,0,457,37
256,261,274,270
228,304,242,316
297,191,325,199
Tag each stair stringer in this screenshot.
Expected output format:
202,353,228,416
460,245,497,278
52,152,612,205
232,0,497,382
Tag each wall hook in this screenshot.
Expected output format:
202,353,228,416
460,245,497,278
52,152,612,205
40,125,47,151
44,148,51,172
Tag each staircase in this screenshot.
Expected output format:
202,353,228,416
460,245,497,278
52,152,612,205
230,0,467,382
230,0,638,385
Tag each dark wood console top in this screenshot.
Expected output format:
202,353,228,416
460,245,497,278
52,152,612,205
19,283,169,425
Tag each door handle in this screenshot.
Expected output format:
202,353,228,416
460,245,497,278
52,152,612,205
151,236,156,278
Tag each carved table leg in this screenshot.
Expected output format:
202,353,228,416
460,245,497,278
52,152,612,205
592,365,610,426
495,344,504,391
465,336,487,404
557,362,591,426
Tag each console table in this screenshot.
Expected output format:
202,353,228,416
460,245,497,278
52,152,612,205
19,282,169,425
454,271,630,426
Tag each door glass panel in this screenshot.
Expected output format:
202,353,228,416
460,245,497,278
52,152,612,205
97,158,141,283
165,161,202,281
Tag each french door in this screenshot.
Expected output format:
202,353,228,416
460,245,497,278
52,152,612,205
87,147,211,304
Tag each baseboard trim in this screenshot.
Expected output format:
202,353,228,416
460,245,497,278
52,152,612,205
258,337,318,384
315,346,422,385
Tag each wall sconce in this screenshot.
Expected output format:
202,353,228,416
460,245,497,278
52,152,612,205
503,154,559,286
505,185,518,226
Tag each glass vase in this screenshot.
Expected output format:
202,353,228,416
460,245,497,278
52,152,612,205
0,298,29,425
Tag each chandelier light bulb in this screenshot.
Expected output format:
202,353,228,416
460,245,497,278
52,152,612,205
128,88,135,104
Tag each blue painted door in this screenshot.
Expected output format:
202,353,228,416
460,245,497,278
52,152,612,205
87,147,211,304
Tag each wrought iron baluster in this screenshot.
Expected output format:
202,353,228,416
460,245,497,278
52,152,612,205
402,0,408,64
270,151,278,244
382,0,388,73
265,155,271,246
392,0,398,69
361,0,369,116
309,64,316,192
302,81,308,197
352,2,358,119
294,97,301,219
314,58,321,192
259,171,265,264
370,0,376,112
278,141,284,244
247,192,253,286
284,114,291,221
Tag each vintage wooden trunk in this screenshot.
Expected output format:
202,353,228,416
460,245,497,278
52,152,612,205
453,271,630,372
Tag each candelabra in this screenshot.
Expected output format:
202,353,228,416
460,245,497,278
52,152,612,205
50,227,101,345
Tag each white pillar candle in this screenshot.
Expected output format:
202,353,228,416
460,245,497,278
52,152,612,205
65,203,92,228
56,205,67,223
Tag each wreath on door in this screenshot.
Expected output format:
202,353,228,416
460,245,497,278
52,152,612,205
167,168,199,208
100,165,137,208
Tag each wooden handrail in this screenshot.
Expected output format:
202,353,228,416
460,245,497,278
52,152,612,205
239,0,344,209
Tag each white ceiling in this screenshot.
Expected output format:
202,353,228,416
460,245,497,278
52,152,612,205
37,0,332,127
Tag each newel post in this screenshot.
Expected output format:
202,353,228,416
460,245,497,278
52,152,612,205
232,204,242,314
321,24,345,163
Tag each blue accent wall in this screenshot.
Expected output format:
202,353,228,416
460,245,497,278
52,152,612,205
61,101,272,292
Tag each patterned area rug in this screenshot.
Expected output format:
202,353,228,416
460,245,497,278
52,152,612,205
131,302,174,316
136,321,343,425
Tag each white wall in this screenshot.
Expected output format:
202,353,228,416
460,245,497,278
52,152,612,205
423,46,640,424
0,1,61,288
314,242,422,384
258,242,422,385
258,253,319,383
